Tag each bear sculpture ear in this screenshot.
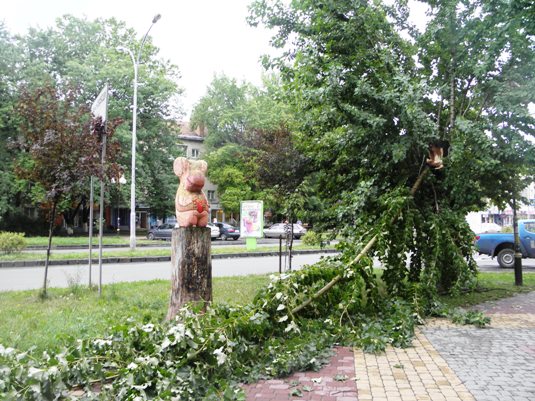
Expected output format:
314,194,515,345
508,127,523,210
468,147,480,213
196,160,208,174
173,157,189,177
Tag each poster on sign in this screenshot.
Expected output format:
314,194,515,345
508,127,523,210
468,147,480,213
240,200,263,238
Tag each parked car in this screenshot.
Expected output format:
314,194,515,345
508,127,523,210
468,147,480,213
147,223,174,240
215,222,240,240
207,223,220,240
263,223,307,239
475,219,535,268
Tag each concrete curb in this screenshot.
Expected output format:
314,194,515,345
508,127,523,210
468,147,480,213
0,249,338,269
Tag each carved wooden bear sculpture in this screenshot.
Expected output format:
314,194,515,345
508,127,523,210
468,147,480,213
174,157,209,227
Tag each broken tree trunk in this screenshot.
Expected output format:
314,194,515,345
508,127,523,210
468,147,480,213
167,227,212,320
291,167,430,315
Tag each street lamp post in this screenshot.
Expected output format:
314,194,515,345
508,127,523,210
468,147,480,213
118,14,161,251
111,174,127,234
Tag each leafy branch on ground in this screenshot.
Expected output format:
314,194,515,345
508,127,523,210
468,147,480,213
0,250,490,400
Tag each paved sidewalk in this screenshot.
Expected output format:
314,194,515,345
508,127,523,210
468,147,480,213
243,347,357,400
245,291,535,401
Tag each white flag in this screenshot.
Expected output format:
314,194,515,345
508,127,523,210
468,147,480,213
91,84,108,122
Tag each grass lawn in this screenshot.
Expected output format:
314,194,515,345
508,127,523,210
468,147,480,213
23,235,153,247
0,275,270,353
0,243,334,262
1,271,534,354
440,271,535,308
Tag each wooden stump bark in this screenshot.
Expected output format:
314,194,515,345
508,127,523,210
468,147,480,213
166,227,212,320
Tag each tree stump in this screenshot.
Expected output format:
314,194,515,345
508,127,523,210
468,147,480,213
167,227,212,320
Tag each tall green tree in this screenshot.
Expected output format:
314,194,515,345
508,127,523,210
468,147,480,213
191,75,256,151
416,0,535,210
249,0,534,301
192,74,311,220
0,24,24,225
7,16,183,225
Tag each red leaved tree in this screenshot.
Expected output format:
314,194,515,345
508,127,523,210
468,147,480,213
15,85,121,296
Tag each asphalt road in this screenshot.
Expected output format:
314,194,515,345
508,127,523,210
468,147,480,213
1,253,534,292
0,252,330,292
474,254,535,272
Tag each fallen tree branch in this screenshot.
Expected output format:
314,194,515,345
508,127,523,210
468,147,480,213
291,167,429,315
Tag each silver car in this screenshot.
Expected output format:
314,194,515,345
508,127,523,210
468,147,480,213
148,223,219,240
207,223,220,240
263,223,307,239
147,223,174,240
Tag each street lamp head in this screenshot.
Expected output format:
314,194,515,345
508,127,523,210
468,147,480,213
152,14,161,24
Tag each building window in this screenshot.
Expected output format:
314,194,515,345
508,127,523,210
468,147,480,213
191,148,200,158
207,190,216,201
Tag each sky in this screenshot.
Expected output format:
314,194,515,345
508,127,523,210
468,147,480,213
2,0,278,117
2,1,437,119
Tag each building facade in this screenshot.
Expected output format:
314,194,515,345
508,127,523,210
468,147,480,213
466,182,535,232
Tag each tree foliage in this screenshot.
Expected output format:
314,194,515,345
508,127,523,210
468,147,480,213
0,24,23,224
416,0,535,209
192,74,313,221
0,16,184,227
15,86,121,203
249,0,535,298
15,84,122,294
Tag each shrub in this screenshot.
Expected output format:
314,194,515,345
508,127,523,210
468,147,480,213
0,211,48,236
0,231,27,254
302,230,330,247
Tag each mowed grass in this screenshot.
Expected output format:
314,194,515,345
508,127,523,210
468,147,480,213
440,271,535,308
0,243,333,262
23,236,154,247
1,271,535,354
0,275,270,353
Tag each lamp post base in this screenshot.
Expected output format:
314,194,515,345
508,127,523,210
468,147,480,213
130,211,136,250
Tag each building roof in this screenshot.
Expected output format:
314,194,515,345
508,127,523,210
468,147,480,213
177,134,204,142
179,121,206,137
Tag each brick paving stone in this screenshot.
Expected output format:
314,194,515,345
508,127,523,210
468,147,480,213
245,291,535,401
243,346,357,401
422,291,535,401
353,329,474,401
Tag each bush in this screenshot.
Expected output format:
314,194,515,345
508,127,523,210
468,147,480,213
0,211,48,236
0,231,27,254
302,230,330,247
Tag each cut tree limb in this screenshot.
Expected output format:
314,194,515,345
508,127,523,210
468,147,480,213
291,167,429,315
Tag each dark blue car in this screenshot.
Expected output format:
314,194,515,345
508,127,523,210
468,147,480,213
215,222,240,241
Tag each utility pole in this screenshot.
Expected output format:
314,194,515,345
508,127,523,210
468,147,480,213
512,195,523,286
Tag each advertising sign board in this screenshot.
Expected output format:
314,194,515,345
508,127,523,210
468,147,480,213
240,200,264,239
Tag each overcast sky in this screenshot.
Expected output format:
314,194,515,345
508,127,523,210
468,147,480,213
3,1,477,119
2,0,279,118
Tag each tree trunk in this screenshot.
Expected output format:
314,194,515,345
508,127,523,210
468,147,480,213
167,227,212,320
43,201,57,297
